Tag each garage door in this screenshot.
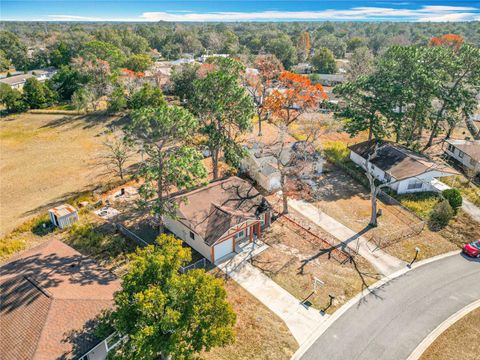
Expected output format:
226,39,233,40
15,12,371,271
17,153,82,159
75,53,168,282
214,238,233,262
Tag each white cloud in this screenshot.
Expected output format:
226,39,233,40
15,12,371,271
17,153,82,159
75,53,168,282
45,6,480,23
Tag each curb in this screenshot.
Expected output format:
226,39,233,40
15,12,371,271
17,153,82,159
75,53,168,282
407,298,480,360
291,250,462,360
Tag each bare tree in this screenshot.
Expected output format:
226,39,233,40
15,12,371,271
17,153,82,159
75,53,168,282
102,133,132,180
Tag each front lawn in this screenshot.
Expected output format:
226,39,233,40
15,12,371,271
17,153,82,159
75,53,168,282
250,217,380,313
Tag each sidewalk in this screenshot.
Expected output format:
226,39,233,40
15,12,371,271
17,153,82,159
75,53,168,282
217,246,327,345
287,198,406,276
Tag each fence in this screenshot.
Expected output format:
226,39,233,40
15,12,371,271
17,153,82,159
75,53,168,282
115,223,150,247
179,258,207,274
369,220,425,251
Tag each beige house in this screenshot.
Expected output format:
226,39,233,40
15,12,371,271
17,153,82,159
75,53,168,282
445,139,480,173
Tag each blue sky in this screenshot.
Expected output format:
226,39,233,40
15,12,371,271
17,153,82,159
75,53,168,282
2,1,480,22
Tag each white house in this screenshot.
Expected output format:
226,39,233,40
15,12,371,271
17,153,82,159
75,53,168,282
349,140,458,194
164,177,271,264
240,141,323,193
0,73,34,90
445,139,480,173
48,204,79,229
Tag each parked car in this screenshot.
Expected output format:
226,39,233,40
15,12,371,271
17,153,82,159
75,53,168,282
463,239,480,258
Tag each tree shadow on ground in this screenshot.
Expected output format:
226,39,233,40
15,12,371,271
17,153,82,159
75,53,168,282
39,113,130,131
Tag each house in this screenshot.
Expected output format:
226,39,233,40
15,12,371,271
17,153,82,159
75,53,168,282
0,73,33,90
313,74,345,86
445,139,480,173
198,53,229,63
240,141,324,193
349,140,458,194
48,204,79,229
164,177,272,263
0,239,121,360
292,63,313,74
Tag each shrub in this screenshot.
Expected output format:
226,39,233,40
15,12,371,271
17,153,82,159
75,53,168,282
323,141,349,164
442,189,462,213
429,200,454,230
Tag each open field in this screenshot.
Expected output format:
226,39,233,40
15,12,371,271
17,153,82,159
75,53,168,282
0,112,135,237
251,217,380,312
420,307,480,360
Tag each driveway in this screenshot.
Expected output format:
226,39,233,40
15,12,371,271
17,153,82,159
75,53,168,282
217,244,327,345
299,254,480,360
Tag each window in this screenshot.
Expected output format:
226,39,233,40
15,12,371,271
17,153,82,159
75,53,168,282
234,230,245,239
384,173,392,183
447,144,455,153
458,151,464,159
407,180,423,190
189,231,195,240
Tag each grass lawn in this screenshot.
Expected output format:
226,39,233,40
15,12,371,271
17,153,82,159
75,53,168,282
203,276,298,360
250,217,380,313
420,307,480,360
0,112,137,237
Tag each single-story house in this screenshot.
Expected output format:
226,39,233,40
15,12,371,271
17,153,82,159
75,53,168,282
198,53,229,63
48,204,79,229
292,63,313,74
164,177,272,263
445,139,480,173
0,73,33,90
240,141,323,193
349,140,458,194
0,239,121,360
313,74,345,86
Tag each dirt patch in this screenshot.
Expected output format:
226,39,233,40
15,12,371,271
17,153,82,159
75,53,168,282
420,307,480,360
0,112,136,236
250,217,380,313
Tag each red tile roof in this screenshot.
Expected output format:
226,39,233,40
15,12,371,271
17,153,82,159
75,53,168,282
0,240,120,360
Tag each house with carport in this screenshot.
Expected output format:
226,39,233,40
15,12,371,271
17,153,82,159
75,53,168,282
349,140,458,194
164,177,272,264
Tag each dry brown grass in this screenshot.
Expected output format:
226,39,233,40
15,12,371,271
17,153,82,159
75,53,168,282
0,112,136,237
308,166,458,261
420,307,480,360
203,277,298,360
250,217,380,312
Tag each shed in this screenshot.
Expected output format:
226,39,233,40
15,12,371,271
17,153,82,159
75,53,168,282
48,204,79,229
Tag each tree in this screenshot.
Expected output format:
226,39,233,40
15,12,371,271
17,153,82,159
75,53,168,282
23,78,56,109
311,48,337,74
264,71,327,213
125,105,207,232
124,54,153,73
49,65,87,101
107,85,127,113
171,63,201,102
190,66,255,179
334,75,387,141
71,87,94,112
347,37,368,52
430,200,454,230
0,31,28,70
244,54,284,136
346,46,374,81
128,82,165,110
265,34,298,69
442,189,462,214
0,50,10,72
81,40,126,68
297,32,312,62
102,132,131,180
0,83,27,113
105,234,236,359
317,34,347,58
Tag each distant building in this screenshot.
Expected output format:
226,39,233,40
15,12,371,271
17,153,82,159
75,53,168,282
0,73,34,90
292,63,313,74
313,74,345,86
48,204,79,229
198,53,229,63
445,139,480,173
0,239,121,360
349,140,458,194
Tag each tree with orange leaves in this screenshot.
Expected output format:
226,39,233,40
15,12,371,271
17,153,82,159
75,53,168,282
430,34,464,49
244,54,284,136
264,71,327,213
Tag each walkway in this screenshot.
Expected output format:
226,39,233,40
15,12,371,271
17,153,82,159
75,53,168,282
217,244,327,345
298,253,480,360
288,198,406,276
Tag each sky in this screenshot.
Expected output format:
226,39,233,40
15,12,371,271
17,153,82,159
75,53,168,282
1,0,480,22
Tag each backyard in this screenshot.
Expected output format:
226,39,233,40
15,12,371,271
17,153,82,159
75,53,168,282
0,112,135,237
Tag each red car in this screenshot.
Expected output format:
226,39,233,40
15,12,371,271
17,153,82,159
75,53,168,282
463,240,480,258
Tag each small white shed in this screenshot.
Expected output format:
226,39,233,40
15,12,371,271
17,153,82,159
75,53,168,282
48,204,79,229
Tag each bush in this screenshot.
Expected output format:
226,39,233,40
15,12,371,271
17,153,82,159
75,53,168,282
429,200,454,230
442,189,462,213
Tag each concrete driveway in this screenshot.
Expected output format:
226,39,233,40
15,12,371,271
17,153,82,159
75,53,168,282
299,253,480,360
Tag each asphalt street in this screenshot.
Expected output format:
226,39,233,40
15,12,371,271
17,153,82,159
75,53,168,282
301,253,480,360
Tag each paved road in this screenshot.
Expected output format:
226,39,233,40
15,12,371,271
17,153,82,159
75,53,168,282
301,254,480,360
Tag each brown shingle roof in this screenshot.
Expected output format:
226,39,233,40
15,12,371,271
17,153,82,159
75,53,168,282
446,139,480,162
173,177,269,245
349,140,458,180
0,240,120,360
